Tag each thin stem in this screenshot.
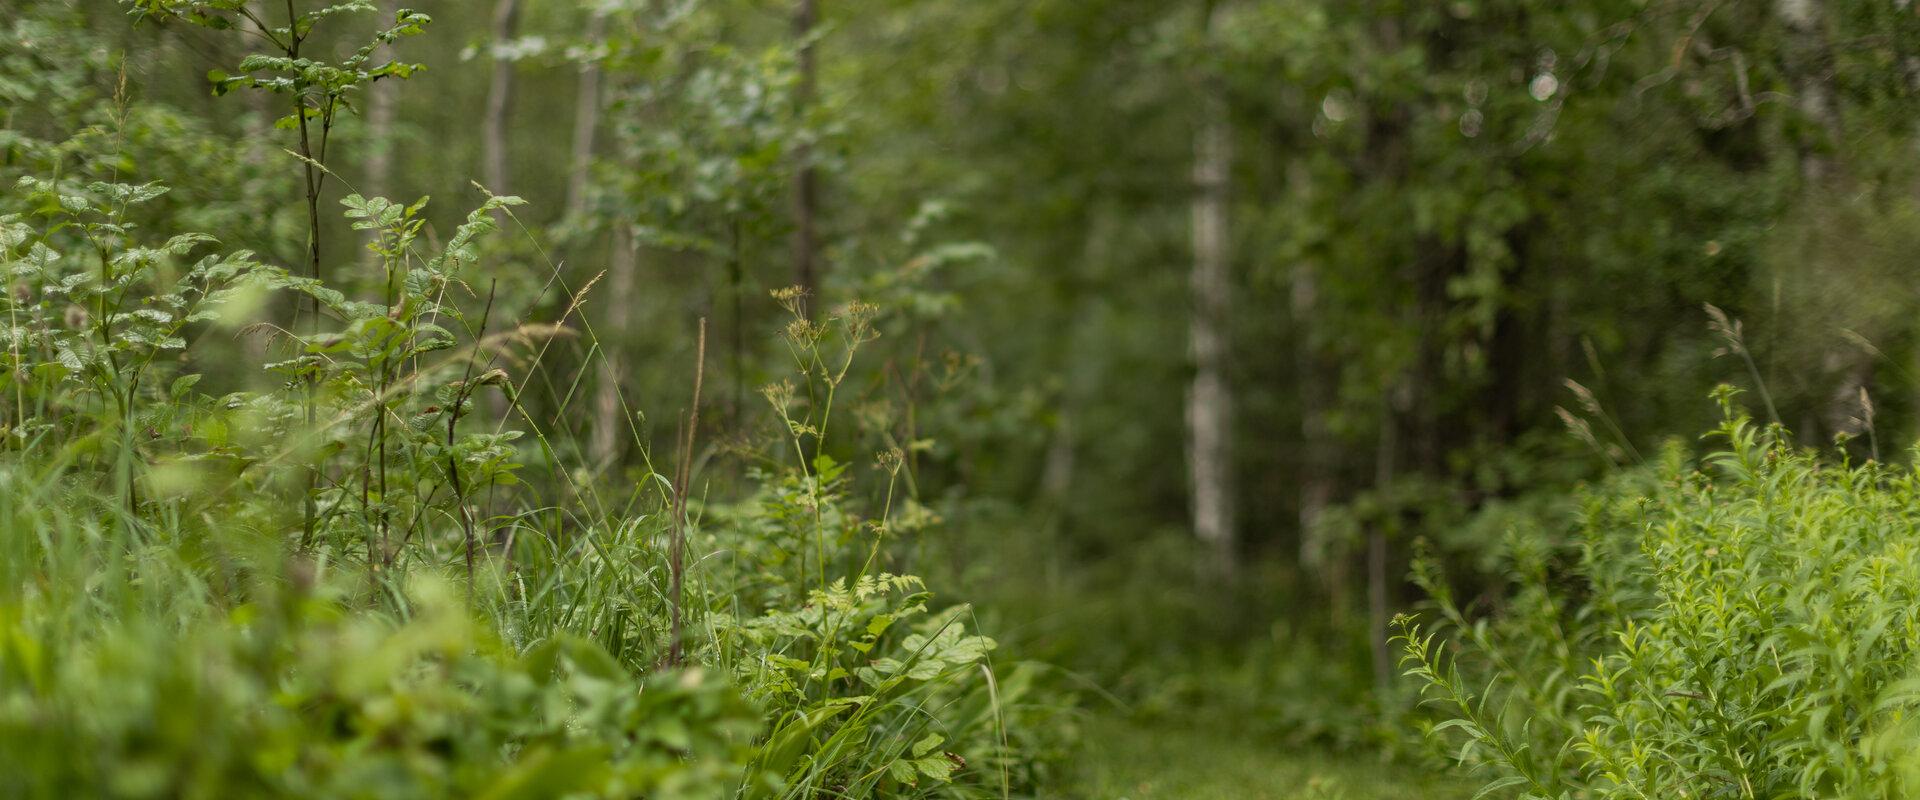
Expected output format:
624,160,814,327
668,318,707,669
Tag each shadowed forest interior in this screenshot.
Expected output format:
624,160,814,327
7,1,1920,797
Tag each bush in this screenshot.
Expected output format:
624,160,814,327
1401,393,1920,798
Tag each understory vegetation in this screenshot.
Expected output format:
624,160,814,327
7,0,1920,797
0,3,1068,798
1402,396,1920,799
0,123,1066,800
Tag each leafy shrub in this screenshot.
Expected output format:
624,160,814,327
1401,393,1920,798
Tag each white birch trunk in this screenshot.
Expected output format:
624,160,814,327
1187,4,1235,575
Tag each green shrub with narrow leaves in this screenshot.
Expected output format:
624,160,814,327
1401,391,1920,798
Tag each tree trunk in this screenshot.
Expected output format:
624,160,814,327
1777,0,1843,186
565,8,607,219
364,0,398,260
484,0,522,200
1290,158,1335,578
1368,390,1401,702
790,0,820,313
592,227,638,467
478,0,522,425
1187,2,1234,576
241,4,275,168
1776,0,1870,443
1296,257,1348,611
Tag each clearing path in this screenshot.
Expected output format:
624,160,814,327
1080,715,1468,799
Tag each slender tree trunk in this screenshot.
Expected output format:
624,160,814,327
239,3,276,364
1775,0,1869,441
240,4,274,166
790,0,820,312
592,228,638,467
478,0,521,426
1041,203,1113,517
364,0,398,260
1296,257,1347,606
728,217,746,422
565,8,607,219
569,8,612,453
1778,0,1843,185
1187,2,1234,576
1368,390,1400,702
484,0,522,200
1290,158,1335,577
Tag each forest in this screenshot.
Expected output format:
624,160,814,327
5,0,1920,797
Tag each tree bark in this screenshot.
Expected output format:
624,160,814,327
1187,2,1235,576
565,8,607,219
790,0,820,313
592,227,638,467
484,0,523,201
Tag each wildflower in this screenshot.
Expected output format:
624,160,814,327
783,317,823,346
770,285,809,315
835,300,881,342
760,379,795,412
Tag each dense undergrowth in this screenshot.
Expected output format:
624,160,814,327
1402,393,1920,798
0,175,1071,800
21,1,1920,798
0,167,1071,800
0,4,1075,798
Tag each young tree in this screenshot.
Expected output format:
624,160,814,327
484,0,522,202
364,0,399,261
566,5,608,219
1187,1,1235,575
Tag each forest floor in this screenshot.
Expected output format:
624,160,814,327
1078,715,1468,799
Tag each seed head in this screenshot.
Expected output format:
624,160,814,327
783,317,824,346
760,379,795,412
770,285,809,315
835,300,881,342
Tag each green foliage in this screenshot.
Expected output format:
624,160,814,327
0,3,1074,796
0,563,758,799
0,165,1068,795
22,0,1920,790
1402,398,1920,798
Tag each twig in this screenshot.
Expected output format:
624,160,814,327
669,318,707,668
451,281,501,596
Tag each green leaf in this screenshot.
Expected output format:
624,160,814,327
912,733,942,757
